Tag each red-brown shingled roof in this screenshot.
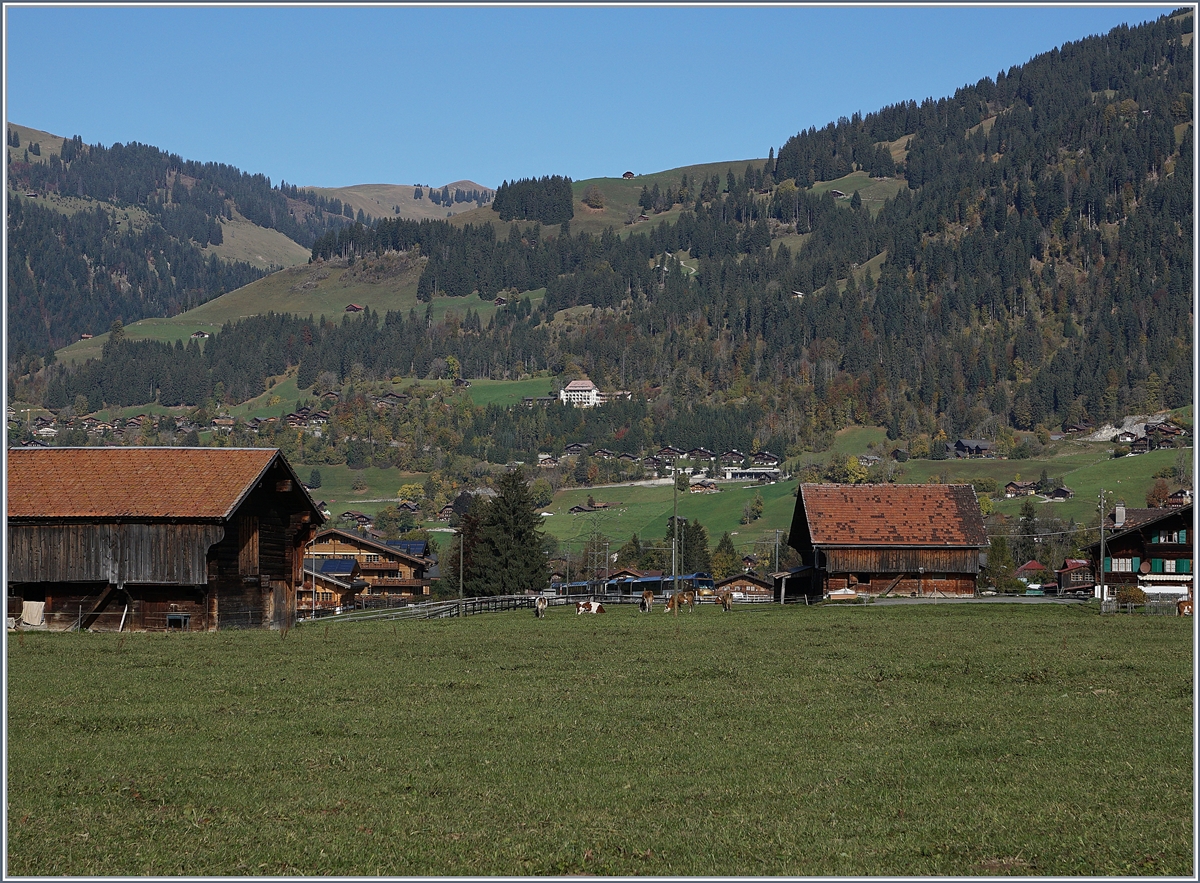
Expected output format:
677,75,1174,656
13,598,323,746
7,447,282,520
798,483,987,547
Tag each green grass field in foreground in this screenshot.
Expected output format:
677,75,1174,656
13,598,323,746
6,604,1192,876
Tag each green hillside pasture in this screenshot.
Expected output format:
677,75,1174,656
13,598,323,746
446,159,769,240
56,317,225,366
6,188,151,235
772,230,812,256
307,181,488,225
830,424,890,455
810,170,907,217
876,132,915,165
181,260,420,324
900,444,1183,523
993,446,1184,521
457,376,557,408
544,478,798,554
5,123,68,164
204,211,311,270
54,264,543,368
305,465,429,515
7,605,1191,876
846,249,888,289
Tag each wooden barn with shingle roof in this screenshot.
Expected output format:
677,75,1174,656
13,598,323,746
788,484,988,598
7,447,323,632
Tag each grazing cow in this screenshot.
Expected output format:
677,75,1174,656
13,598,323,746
639,590,655,613
576,600,606,615
716,591,734,612
664,591,695,614
535,596,548,618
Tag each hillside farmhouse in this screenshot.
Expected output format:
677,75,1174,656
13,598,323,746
788,484,988,598
7,448,323,631
1086,502,1193,600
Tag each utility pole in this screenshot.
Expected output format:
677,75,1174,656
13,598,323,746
458,526,464,618
1098,488,1106,602
672,466,679,598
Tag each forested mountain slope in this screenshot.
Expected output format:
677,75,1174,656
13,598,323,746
4,126,487,360
19,11,1194,462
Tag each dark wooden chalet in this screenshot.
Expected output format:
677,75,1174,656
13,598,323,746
307,528,433,598
1055,558,1094,594
788,484,988,599
1086,502,1193,600
302,557,365,613
714,572,773,600
7,448,323,631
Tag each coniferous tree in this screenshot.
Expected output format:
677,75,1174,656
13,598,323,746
463,468,548,596
711,531,740,579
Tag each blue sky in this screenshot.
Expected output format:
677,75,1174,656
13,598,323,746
4,4,1169,190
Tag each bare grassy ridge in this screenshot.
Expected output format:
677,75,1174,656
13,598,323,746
6,604,1191,876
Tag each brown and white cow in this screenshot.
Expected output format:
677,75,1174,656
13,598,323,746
576,600,606,614
639,590,655,613
664,591,695,614
715,591,734,612
535,596,548,618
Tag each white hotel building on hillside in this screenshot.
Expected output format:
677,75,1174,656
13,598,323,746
560,379,601,407
558,378,630,408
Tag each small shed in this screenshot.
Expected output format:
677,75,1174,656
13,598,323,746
7,447,323,631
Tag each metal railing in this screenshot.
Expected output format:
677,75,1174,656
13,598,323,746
1101,598,1187,615
301,590,777,625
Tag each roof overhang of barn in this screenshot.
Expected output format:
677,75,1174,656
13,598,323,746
7,447,324,524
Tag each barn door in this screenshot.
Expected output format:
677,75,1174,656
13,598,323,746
270,579,293,630
238,516,259,576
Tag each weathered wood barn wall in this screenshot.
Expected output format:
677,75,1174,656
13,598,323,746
788,484,988,598
7,448,324,631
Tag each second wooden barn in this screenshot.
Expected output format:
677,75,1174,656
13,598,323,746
787,483,988,599
7,447,324,631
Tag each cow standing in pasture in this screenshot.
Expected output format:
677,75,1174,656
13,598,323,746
576,600,606,614
639,590,655,613
715,591,734,612
535,596,548,618
664,591,695,614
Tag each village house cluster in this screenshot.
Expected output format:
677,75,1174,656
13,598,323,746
536,442,782,484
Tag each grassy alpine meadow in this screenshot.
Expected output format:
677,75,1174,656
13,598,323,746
6,603,1192,876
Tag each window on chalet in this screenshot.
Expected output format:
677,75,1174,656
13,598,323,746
365,554,380,563
1152,529,1187,544
1105,557,1138,573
